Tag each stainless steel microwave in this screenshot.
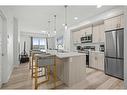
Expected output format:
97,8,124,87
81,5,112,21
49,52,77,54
81,34,92,43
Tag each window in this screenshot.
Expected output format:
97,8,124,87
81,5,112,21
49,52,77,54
32,37,47,51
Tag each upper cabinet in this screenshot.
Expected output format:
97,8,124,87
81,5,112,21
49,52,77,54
92,25,99,43
81,27,92,36
99,24,105,42
104,14,124,31
92,24,105,43
120,15,124,28
72,26,92,44
72,31,81,43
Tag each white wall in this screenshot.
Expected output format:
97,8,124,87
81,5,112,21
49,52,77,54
13,17,20,65
0,7,15,84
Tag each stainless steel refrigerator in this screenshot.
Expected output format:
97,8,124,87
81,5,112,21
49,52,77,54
105,28,124,79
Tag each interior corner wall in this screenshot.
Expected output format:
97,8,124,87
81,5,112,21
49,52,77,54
13,17,20,66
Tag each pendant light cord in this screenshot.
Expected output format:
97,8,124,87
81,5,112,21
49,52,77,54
48,20,51,36
64,5,68,28
54,15,56,32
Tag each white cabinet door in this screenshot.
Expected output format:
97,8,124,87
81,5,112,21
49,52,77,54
93,25,99,43
89,52,104,71
104,15,124,31
85,27,92,35
94,53,98,69
120,15,124,28
99,24,105,42
111,16,120,30
73,32,78,43
104,18,112,31
89,52,97,69
97,53,104,71
81,26,92,36
89,52,95,68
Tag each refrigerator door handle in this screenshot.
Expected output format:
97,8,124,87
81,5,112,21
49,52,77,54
116,29,124,59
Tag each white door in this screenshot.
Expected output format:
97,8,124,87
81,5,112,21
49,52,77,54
0,15,2,87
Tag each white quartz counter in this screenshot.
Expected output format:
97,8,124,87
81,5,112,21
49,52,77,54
47,50,86,58
89,51,104,54
56,52,85,58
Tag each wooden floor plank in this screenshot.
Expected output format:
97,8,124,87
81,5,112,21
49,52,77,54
1,63,124,89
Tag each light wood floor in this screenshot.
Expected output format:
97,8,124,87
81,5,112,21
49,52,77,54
1,63,124,89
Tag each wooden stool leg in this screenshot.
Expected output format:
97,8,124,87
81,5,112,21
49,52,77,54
29,57,31,69
35,63,38,89
31,57,33,78
53,63,57,88
47,65,50,81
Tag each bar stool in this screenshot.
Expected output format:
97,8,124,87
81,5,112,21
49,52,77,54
30,50,46,78
34,54,57,89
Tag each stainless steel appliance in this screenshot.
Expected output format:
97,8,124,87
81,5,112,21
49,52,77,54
105,28,124,79
99,45,104,52
81,34,92,43
76,46,82,50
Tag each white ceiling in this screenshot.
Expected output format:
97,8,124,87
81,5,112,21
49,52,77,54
2,6,120,35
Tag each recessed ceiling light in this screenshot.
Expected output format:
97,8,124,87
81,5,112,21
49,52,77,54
41,31,46,33
62,24,65,26
54,30,56,34
97,5,102,8
74,17,78,20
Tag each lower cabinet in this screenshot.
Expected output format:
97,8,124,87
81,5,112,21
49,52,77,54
89,52,104,71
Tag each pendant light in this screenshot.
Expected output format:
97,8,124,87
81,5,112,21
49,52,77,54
53,15,57,34
64,5,68,30
47,20,51,37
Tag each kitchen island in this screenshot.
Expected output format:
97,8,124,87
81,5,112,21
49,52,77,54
47,50,86,87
